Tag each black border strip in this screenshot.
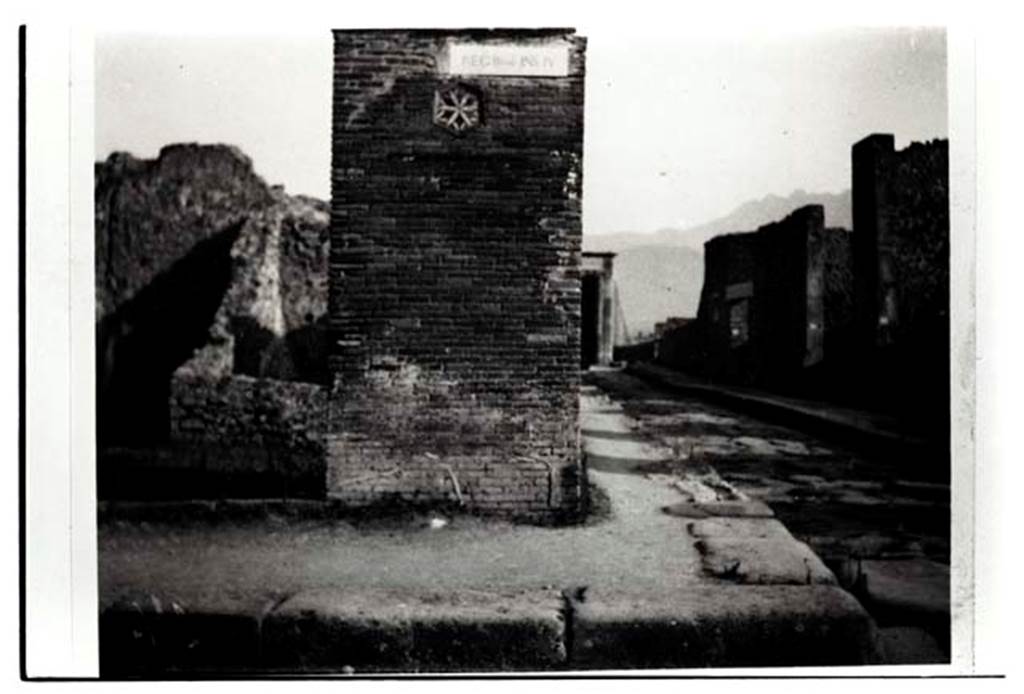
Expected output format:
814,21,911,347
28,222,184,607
19,22,28,682
24,675,1010,682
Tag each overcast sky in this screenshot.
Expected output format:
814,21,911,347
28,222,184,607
96,27,946,235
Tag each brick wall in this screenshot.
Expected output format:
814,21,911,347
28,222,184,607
327,30,586,521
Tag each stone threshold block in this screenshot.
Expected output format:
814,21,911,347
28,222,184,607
99,589,284,676
261,587,567,672
569,584,880,669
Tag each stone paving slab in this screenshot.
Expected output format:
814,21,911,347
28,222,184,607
581,412,636,435
876,627,948,665
569,584,880,669
688,517,798,541
262,588,566,673
695,536,837,585
579,386,623,413
583,436,669,464
626,362,931,456
581,405,669,463
662,499,775,519
854,557,950,648
687,518,837,585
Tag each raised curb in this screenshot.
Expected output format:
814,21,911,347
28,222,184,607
568,584,881,669
100,587,568,675
625,362,932,458
663,499,775,519
261,588,567,673
99,590,284,676
99,582,883,674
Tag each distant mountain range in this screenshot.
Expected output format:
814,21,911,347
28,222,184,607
584,189,852,339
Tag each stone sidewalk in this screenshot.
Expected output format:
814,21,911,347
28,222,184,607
97,384,880,675
587,367,950,663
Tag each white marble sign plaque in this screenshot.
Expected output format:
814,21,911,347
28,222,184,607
446,42,570,77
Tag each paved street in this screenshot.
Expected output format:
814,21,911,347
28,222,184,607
98,369,892,673
585,368,949,562
96,366,951,672
584,367,950,660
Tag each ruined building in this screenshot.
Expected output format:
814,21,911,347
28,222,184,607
680,205,852,388
851,134,950,427
326,30,588,521
95,145,331,498
853,134,949,349
649,133,948,434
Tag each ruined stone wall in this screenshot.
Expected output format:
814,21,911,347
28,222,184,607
659,206,851,390
176,191,331,385
822,227,856,364
168,375,327,497
751,205,824,386
694,232,758,381
655,320,702,372
327,30,586,521
852,135,949,347
632,135,947,435
881,140,950,339
95,145,276,321
95,145,331,448
851,134,950,428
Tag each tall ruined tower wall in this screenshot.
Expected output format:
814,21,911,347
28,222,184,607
327,30,587,521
